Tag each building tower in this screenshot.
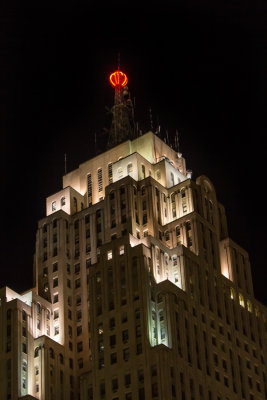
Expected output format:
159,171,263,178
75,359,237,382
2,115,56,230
0,67,266,400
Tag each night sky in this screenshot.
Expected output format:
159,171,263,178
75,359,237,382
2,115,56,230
1,1,266,304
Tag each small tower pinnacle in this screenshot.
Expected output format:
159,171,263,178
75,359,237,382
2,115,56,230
108,64,135,148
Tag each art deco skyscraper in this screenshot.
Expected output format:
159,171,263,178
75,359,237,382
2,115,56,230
0,68,266,400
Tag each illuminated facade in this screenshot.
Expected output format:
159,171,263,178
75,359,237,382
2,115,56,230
0,70,266,400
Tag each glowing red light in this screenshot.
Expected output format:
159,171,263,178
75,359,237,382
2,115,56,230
109,70,128,88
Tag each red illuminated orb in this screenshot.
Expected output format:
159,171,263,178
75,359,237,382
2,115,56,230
109,69,128,88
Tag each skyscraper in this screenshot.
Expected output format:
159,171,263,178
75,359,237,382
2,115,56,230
0,68,266,400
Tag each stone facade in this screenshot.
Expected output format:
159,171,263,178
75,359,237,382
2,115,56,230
0,131,266,400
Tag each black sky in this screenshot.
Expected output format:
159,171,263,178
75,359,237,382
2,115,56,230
1,1,266,304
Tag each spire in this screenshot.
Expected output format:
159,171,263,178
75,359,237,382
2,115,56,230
108,63,135,148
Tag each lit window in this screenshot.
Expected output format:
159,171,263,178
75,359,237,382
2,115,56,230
52,201,56,211
230,288,235,299
107,250,112,260
239,293,245,307
247,300,252,312
54,326,59,335
119,245,125,255
97,323,104,335
61,197,66,206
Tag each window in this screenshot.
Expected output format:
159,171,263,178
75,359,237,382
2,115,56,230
49,348,55,359
107,250,113,260
68,309,72,320
110,334,116,348
34,347,40,357
136,343,142,354
239,293,245,307
53,277,58,288
123,348,130,361
120,245,125,255
87,173,92,204
110,352,117,364
122,329,129,343
75,263,80,274
36,302,41,314
108,163,113,183
98,168,103,192
53,294,58,303
152,382,158,397
73,197,77,212
170,172,174,186
141,164,145,178
127,163,133,175
143,214,147,225
52,262,58,272
61,197,66,206
52,201,56,211
77,342,83,352
22,343,27,354
125,373,131,387
136,325,141,338
77,325,82,336
54,309,59,319
75,278,81,289
107,318,114,331
122,312,128,323
112,378,118,392
118,167,123,178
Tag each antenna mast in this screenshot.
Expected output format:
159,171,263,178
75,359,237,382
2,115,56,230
64,153,67,174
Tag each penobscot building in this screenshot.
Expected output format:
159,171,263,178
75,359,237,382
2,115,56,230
0,68,266,400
